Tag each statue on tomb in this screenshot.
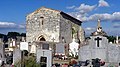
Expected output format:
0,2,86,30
69,39,79,57
91,19,107,36
30,42,36,53
116,35,119,44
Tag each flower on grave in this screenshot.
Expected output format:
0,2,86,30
69,60,77,65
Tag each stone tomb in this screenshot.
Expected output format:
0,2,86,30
0,42,5,63
36,49,52,67
0,43,3,65
79,35,120,65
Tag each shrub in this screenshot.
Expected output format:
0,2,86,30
14,56,40,67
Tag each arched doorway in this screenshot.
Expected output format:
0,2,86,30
38,35,46,41
40,37,46,41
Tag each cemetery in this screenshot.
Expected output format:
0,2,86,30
0,7,120,67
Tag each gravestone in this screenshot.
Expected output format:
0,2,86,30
0,43,3,66
13,48,21,64
36,49,52,67
56,43,65,55
0,38,2,43
20,42,28,51
30,44,36,53
0,43,5,63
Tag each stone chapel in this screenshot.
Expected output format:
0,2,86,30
26,7,85,56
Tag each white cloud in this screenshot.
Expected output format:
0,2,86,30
113,23,120,28
68,4,96,22
0,22,25,29
66,5,75,9
112,12,120,22
69,11,120,22
18,24,26,29
85,27,95,31
87,13,111,21
75,4,96,13
66,0,110,22
87,12,120,22
67,3,97,22
0,22,16,28
99,0,109,7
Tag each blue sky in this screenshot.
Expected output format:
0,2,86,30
0,0,120,36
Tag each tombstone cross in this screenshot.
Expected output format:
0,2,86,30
0,53,2,59
43,51,45,56
51,34,55,56
95,37,102,47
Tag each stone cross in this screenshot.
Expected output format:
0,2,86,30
51,34,55,56
95,37,102,47
43,51,45,56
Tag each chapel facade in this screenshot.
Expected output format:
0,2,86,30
26,7,85,56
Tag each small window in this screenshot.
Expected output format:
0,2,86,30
42,21,43,25
40,17,44,25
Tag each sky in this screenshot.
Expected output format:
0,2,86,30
0,0,120,36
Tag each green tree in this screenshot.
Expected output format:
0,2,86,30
20,33,26,37
0,33,5,38
107,36,116,43
7,32,20,38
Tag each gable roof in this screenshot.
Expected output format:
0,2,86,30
27,7,82,25
60,12,82,25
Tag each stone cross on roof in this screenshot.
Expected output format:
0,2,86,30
97,19,101,28
91,19,107,36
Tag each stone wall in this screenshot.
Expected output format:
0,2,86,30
59,15,72,44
